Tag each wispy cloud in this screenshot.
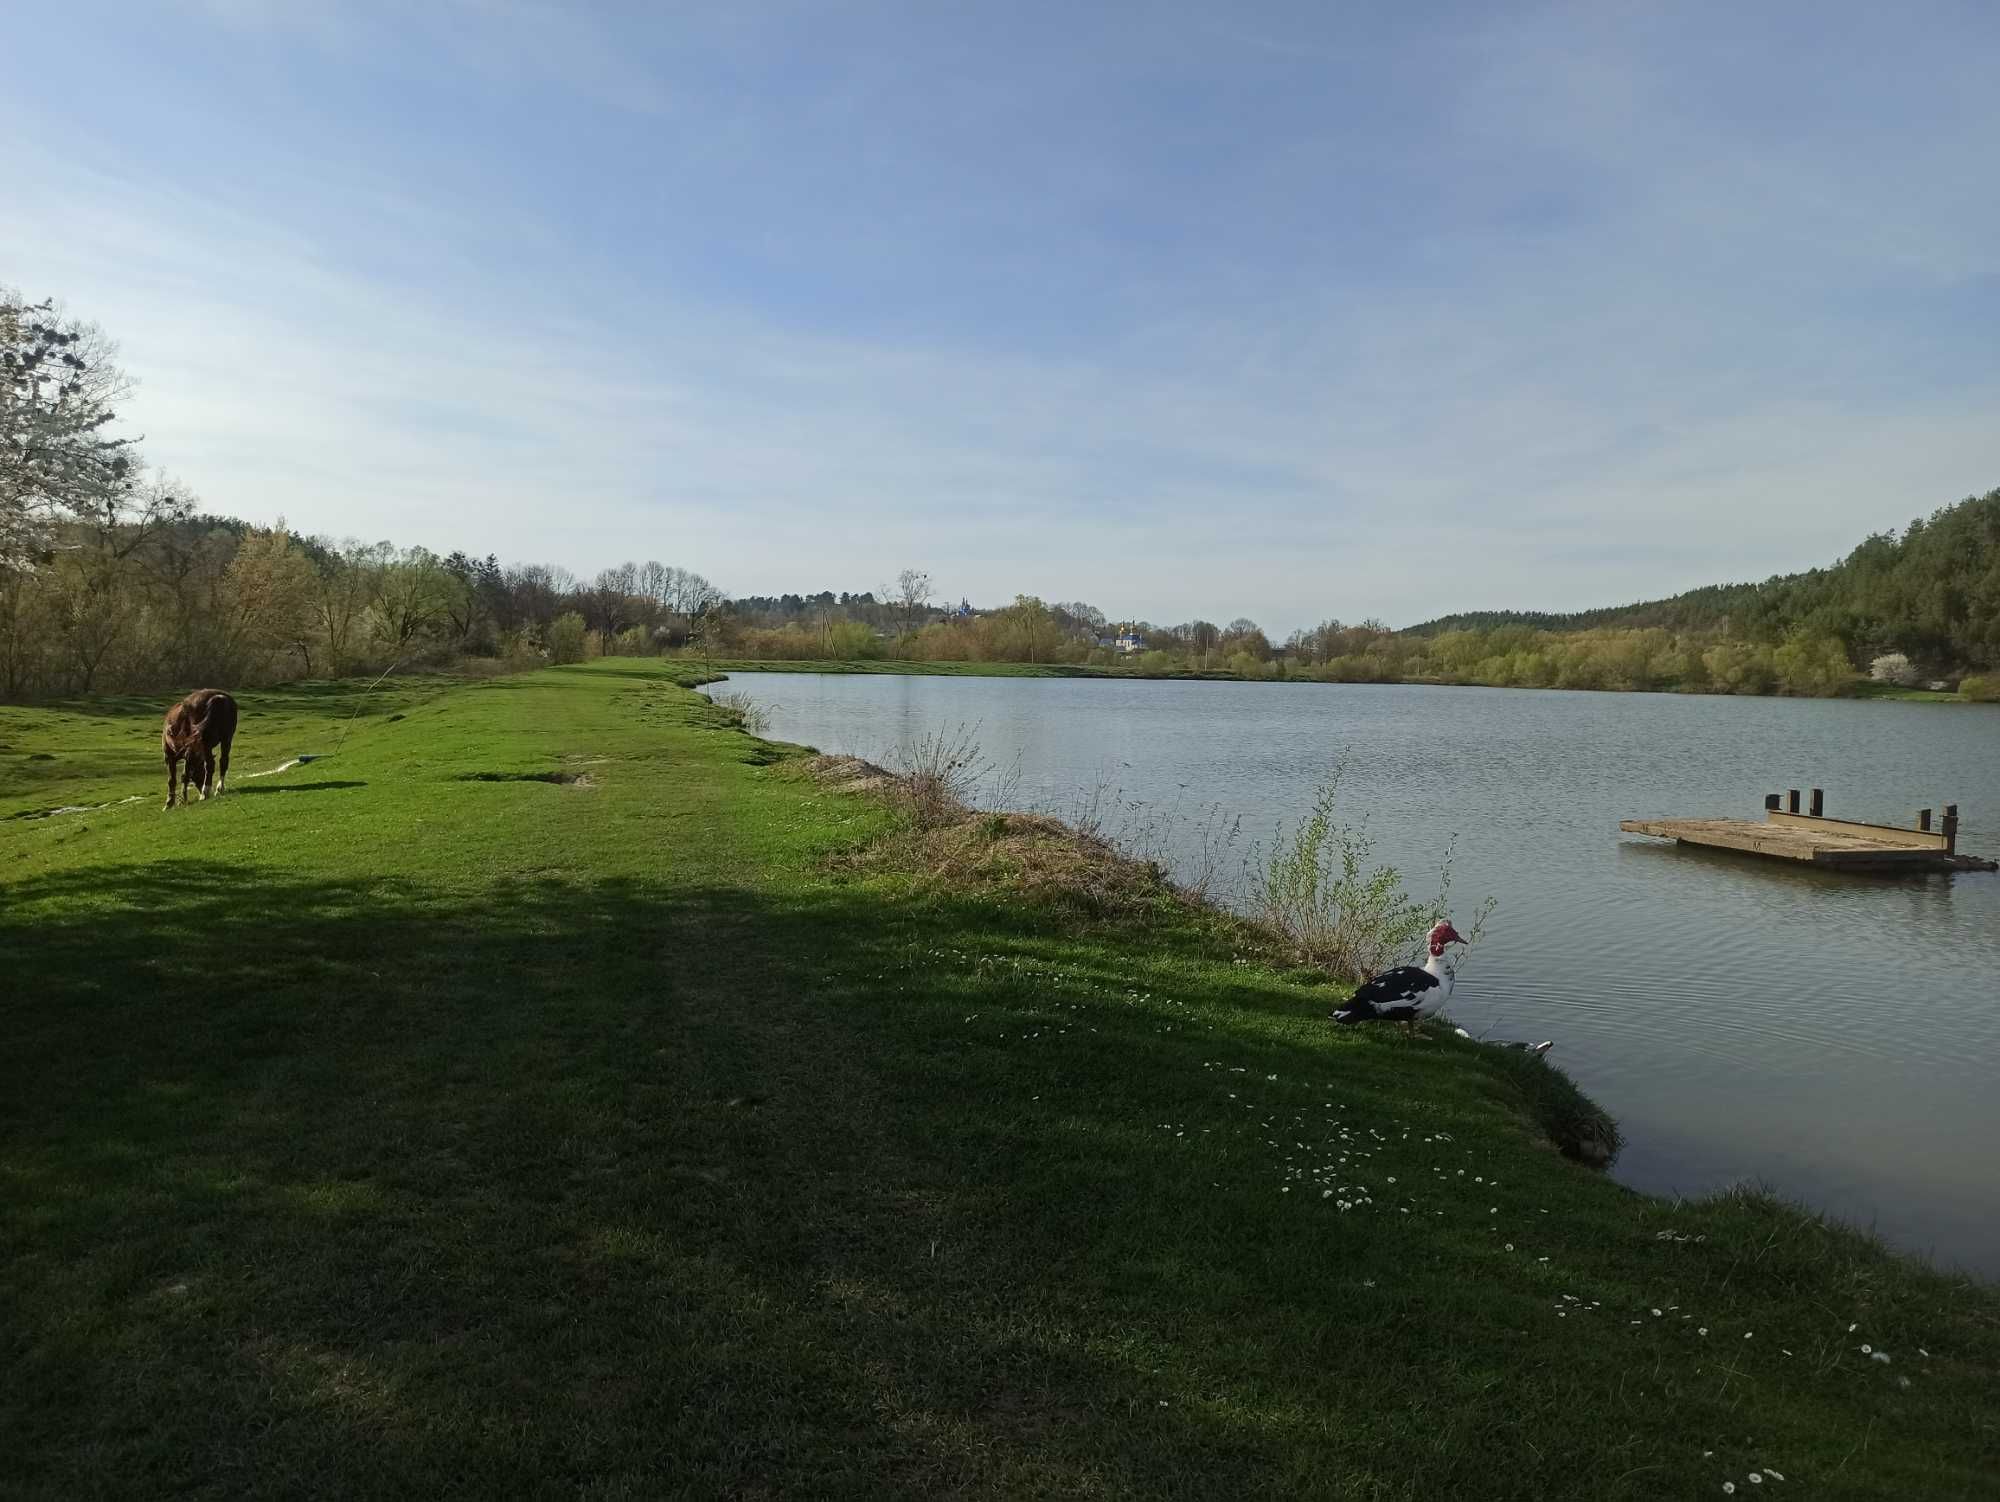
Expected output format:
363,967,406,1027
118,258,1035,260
6,1,1998,628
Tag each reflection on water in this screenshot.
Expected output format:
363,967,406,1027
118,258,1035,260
710,674,2000,1277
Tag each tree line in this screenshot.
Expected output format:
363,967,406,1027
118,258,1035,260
2,289,734,699
713,494,2000,698
6,287,1994,703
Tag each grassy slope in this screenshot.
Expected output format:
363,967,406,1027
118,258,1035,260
3,663,1995,1499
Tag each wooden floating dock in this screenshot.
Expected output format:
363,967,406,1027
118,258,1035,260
1621,789,1998,873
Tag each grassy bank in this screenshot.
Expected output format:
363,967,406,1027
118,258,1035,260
1846,681,1967,703
4,663,1996,1497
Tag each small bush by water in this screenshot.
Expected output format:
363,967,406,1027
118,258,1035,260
706,689,771,735
887,721,991,829
1250,764,1486,982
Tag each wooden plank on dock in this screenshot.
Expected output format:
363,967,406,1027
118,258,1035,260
1618,817,1997,873
1766,809,1949,849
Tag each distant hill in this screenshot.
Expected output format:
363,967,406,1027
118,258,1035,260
1405,487,2000,671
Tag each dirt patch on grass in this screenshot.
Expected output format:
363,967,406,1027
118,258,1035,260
454,771,594,788
11,795,147,821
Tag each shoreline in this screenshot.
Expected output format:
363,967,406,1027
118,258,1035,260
699,668,2000,1278
698,656,1985,703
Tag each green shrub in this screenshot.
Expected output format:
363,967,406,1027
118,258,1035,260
547,612,588,665
1251,764,1482,982
1961,673,2000,702
824,620,881,659
707,690,770,735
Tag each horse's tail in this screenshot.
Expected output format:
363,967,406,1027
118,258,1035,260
192,692,238,747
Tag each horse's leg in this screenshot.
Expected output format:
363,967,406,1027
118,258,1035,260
164,752,179,810
216,734,232,797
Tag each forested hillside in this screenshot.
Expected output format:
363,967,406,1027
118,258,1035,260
1407,490,2000,672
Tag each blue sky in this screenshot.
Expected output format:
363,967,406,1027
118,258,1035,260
7,1,1998,630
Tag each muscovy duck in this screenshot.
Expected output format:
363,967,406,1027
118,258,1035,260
1331,920,1466,1033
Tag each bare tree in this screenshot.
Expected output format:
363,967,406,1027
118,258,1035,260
890,568,933,635
1177,619,1220,668
503,562,570,632
638,559,668,609
582,565,641,637
1055,601,1107,638
1220,617,1270,660
666,566,721,619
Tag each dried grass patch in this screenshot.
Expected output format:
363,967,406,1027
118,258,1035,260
799,753,897,795
798,755,1180,917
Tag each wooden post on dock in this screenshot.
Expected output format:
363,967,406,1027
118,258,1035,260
1810,788,1824,818
1919,809,1933,832
1788,789,1801,814
1944,805,1959,855
1765,793,1781,812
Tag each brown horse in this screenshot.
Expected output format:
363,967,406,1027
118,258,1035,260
162,689,238,809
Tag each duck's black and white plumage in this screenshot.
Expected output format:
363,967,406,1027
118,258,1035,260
1332,920,1465,1029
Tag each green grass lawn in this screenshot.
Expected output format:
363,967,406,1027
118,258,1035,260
4,662,1995,1498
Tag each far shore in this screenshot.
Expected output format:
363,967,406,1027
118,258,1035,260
697,655,1987,703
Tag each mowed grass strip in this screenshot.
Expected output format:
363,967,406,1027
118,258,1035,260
3,662,1995,1499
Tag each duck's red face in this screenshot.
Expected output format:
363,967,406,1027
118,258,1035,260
1428,921,1465,956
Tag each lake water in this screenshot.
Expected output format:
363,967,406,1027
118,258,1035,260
708,673,2000,1278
